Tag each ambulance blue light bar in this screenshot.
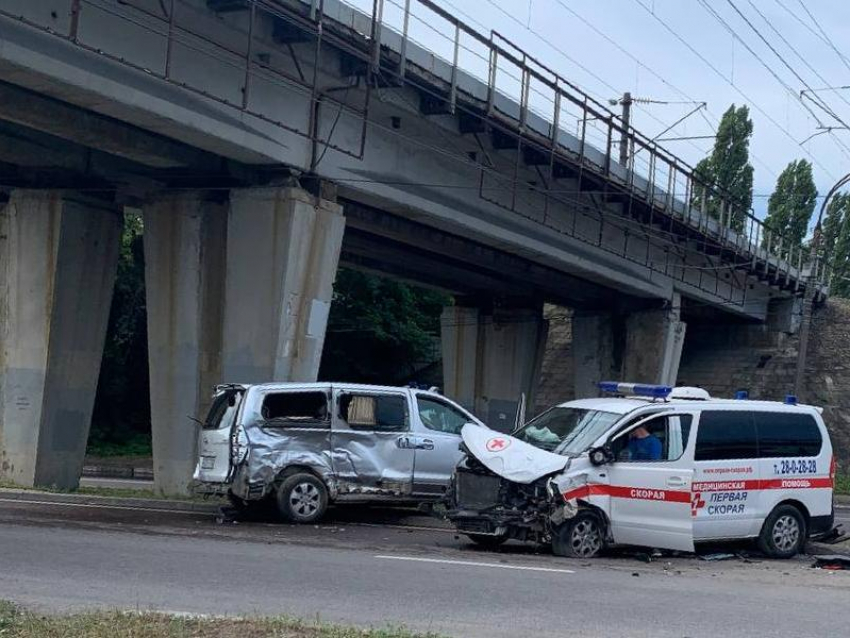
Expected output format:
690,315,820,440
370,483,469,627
598,382,672,399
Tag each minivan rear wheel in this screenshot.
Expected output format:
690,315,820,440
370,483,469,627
276,473,329,523
758,504,806,559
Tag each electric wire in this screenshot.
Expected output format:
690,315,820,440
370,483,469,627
629,0,837,182
697,0,823,125
745,0,850,121
792,0,850,75
728,0,847,131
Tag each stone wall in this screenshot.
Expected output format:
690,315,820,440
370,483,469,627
534,300,850,470
534,305,574,414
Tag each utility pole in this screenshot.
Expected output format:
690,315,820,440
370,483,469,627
618,91,632,166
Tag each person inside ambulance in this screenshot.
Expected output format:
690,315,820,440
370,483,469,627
627,424,662,461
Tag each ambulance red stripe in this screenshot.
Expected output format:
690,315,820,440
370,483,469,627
562,484,690,503
563,477,832,502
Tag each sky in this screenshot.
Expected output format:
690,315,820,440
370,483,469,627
343,0,850,222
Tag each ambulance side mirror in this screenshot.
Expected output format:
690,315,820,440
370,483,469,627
589,446,613,466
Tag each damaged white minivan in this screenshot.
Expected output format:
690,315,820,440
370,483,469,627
194,382,484,522
448,383,836,559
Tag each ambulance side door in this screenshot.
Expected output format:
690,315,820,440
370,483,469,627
691,410,762,540
604,412,696,553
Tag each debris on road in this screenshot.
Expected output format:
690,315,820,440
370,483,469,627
699,553,737,562
811,555,850,570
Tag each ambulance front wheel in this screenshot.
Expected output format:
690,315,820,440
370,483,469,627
552,511,604,558
758,504,806,559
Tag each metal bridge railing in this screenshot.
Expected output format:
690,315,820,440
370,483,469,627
1,0,827,299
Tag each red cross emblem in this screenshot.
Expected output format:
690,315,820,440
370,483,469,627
691,492,705,517
485,437,511,452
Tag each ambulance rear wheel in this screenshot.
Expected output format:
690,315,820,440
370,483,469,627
465,533,508,549
758,504,806,559
276,473,328,524
553,511,604,558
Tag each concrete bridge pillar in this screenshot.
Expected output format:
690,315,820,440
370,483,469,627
441,306,548,432
221,187,345,383
144,187,344,495
0,191,121,489
144,192,228,496
572,297,686,398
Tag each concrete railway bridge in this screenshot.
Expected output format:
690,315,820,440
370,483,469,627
0,0,827,493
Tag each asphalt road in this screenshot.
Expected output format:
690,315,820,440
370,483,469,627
1,497,849,638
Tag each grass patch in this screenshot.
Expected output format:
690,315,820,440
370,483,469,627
0,603,443,638
86,433,152,458
835,474,850,496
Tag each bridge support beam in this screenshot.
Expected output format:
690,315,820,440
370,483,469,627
441,306,548,432
144,187,344,495
221,188,345,383
572,297,686,398
0,191,121,489
144,192,228,496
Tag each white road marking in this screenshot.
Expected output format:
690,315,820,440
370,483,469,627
375,554,575,574
0,497,200,516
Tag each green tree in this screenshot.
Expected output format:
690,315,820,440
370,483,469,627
820,192,848,263
318,269,452,384
823,193,850,298
763,159,817,251
691,104,755,231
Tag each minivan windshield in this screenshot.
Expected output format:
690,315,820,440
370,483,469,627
515,407,621,454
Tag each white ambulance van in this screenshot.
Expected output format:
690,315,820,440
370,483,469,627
448,383,836,558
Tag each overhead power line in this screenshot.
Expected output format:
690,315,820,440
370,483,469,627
630,0,837,181
722,0,850,162
697,0,823,124
724,0,850,134
745,0,850,123
793,0,850,75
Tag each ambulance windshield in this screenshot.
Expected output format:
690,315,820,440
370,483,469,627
515,407,620,454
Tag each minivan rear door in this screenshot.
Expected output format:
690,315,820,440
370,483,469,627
605,412,696,552
331,388,415,496
195,386,244,484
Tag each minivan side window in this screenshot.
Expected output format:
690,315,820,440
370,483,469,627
341,394,408,432
694,411,758,461
260,392,329,428
755,412,822,458
417,396,471,435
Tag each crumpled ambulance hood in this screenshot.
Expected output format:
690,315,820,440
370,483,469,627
461,424,569,484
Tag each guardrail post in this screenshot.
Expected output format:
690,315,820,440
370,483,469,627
165,0,176,79
398,0,411,79
371,0,384,71
449,22,460,114
242,2,256,109
487,45,498,115
519,61,529,130
69,0,82,41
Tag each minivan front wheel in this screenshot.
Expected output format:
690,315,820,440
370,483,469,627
276,473,329,523
758,504,806,558
552,511,604,558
